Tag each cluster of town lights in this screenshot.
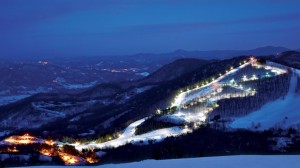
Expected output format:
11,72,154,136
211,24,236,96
58,151,81,165
4,133,38,145
3,133,100,165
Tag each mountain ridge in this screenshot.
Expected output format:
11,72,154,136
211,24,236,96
130,46,290,60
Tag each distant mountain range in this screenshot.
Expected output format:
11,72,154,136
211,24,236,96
1,46,293,62
131,46,291,60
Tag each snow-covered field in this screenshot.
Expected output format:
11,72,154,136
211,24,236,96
27,155,300,168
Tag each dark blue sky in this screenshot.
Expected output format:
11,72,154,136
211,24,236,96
1,0,300,57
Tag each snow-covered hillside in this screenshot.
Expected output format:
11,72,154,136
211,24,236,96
72,58,294,151
28,155,300,168
74,118,190,150
231,69,300,130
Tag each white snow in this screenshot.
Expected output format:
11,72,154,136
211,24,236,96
231,71,300,130
27,155,300,168
73,118,146,150
136,72,150,77
171,110,207,123
122,118,146,137
73,118,190,151
129,126,190,145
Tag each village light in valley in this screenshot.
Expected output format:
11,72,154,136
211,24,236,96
45,139,55,146
58,151,81,165
86,157,99,164
7,146,19,153
4,133,37,145
39,148,54,157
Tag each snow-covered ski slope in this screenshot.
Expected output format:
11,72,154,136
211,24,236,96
73,59,257,150
28,155,300,168
72,58,294,150
74,118,190,150
167,59,287,124
231,69,300,130
171,59,253,107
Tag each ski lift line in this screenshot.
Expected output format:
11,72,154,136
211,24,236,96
171,58,255,107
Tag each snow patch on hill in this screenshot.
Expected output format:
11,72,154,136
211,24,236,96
62,81,98,89
136,72,150,77
54,77,97,89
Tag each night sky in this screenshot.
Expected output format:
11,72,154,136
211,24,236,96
1,0,300,58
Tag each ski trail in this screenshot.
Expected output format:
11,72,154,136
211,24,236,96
231,71,299,129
